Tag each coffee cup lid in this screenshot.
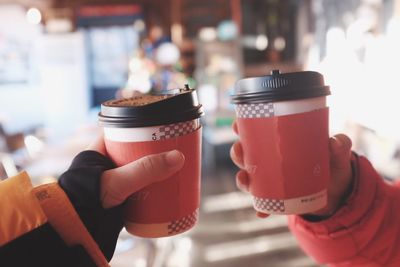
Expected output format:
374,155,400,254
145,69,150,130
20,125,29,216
98,87,204,128
231,70,330,104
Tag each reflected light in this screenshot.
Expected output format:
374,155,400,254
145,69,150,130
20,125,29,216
129,58,142,72
318,22,400,139
387,17,400,42
24,135,44,157
273,36,286,51
326,27,346,56
126,76,151,94
134,258,146,267
203,191,253,213
199,27,217,42
316,26,364,132
198,84,218,112
166,236,192,266
0,154,18,178
127,55,152,93
346,18,373,49
46,19,73,33
26,8,42,25
205,233,297,262
217,20,238,41
39,176,57,185
194,215,287,235
177,236,192,252
237,215,287,233
155,42,180,66
171,23,183,44
133,19,146,32
255,34,268,50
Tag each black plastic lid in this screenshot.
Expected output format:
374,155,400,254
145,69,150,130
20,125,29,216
231,70,330,104
98,88,204,128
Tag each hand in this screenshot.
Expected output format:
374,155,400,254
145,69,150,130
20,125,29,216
59,134,185,260
90,134,185,209
230,121,353,219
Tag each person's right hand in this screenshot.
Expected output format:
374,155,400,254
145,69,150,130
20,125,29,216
93,137,185,209
59,134,185,260
229,121,354,219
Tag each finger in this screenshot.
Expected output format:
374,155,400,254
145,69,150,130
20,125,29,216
236,171,270,218
101,150,185,208
232,120,239,135
256,212,270,218
236,170,249,192
86,133,107,156
236,169,269,218
329,134,352,170
320,134,353,216
230,141,245,169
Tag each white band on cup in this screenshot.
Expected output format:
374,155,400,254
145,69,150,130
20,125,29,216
235,96,326,119
167,208,199,235
104,119,200,142
253,189,327,215
124,209,199,238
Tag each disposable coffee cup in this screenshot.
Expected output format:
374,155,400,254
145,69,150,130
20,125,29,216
98,87,203,237
231,70,331,215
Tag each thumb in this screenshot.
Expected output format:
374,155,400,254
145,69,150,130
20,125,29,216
101,150,185,208
329,134,352,171
86,132,107,156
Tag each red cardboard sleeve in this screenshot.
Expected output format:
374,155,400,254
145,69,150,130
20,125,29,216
105,127,202,223
237,108,330,200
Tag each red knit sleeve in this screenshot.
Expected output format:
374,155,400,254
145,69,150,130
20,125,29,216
288,154,400,267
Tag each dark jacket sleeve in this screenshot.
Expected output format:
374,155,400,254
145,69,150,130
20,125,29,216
0,153,113,267
58,150,123,261
0,223,95,267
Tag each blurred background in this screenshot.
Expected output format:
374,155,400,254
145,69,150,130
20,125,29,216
1,0,400,266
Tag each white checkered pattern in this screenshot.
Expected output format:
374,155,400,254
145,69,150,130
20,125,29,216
235,103,274,118
159,120,198,140
254,197,285,213
167,209,198,235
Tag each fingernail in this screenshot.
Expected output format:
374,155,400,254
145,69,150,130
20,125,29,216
165,150,184,167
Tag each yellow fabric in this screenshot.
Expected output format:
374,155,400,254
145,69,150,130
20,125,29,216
0,172,109,267
33,183,110,267
0,171,47,246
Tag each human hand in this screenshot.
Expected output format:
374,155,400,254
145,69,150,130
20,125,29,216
230,121,353,219
58,134,185,260
91,134,185,209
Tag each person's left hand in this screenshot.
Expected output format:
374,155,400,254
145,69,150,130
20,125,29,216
59,134,185,260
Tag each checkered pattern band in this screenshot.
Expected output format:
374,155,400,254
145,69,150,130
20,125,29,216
235,103,274,118
254,197,285,213
159,120,198,140
167,209,198,235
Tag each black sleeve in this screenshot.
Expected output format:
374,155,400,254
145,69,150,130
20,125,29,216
0,224,96,267
58,150,124,261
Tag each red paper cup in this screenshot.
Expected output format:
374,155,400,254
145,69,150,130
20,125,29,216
99,88,203,237
231,70,331,214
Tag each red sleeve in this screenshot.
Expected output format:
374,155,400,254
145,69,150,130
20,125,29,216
288,154,400,267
